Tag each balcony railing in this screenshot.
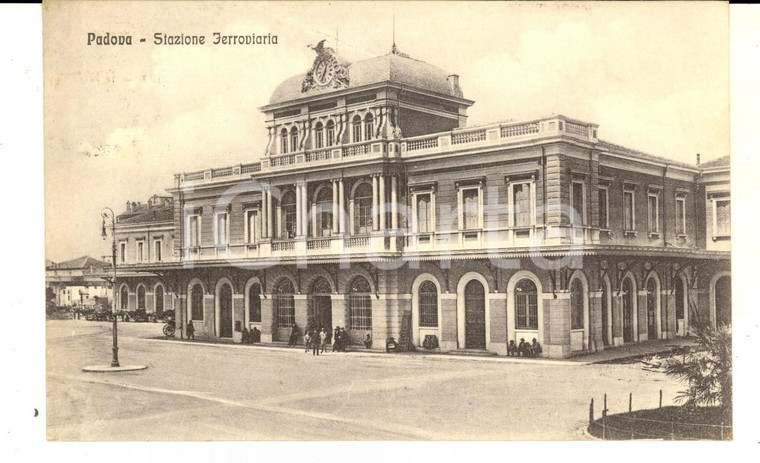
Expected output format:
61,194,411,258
402,115,597,158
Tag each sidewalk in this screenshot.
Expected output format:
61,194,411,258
147,334,697,365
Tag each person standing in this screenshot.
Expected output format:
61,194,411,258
319,327,327,354
304,331,312,353
186,320,195,340
312,330,320,356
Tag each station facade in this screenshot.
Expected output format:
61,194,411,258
110,43,731,358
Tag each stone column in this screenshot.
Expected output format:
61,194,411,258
332,180,339,234
261,188,268,238
372,175,379,231
338,179,346,234
302,182,309,237
391,175,398,230
439,294,458,351
276,193,282,240
311,192,318,238
294,295,308,340
260,295,274,343
379,174,386,230
295,183,302,238
266,189,273,239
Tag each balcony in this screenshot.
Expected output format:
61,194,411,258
402,115,598,158
176,162,261,188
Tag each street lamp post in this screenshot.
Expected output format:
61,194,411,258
102,207,120,368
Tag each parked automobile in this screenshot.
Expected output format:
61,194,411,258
126,309,150,322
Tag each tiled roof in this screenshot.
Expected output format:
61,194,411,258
700,156,729,169
269,53,462,105
118,204,174,224
52,256,110,270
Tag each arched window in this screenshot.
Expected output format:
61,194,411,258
715,276,731,326
274,279,295,327
647,277,658,339
316,187,333,237
515,279,538,329
418,281,438,328
570,278,584,330
326,120,335,147
349,276,372,330
290,126,299,152
280,128,289,154
312,277,332,295
352,115,362,143
248,283,261,323
314,122,324,149
137,285,146,310
364,113,374,141
120,286,128,311
155,285,164,314
353,182,373,235
191,284,204,320
280,191,297,239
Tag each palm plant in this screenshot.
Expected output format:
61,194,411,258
665,304,732,417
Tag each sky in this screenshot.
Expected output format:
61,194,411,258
43,1,729,263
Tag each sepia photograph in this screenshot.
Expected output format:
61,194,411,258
38,0,738,445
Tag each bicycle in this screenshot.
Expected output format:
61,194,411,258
163,320,175,337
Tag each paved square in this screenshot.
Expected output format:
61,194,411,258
46,320,684,440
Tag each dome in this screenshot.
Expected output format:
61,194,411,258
268,53,464,105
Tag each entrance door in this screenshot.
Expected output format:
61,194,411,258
219,284,233,338
310,296,332,331
675,278,685,335
601,284,610,346
464,280,486,349
623,278,634,343
647,279,657,340
715,276,731,326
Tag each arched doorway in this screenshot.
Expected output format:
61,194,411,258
715,276,731,327
570,277,586,351
120,285,128,311
622,277,635,343
675,276,686,336
464,280,486,349
155,284,164,315
218,283,233,338
309,277,333,332
137,285,146,311
646,277,658,340
247,282,261,325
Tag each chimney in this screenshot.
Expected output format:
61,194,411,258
131,201,137,211
696,153,701,166
125,201,131,213
447,74,462,97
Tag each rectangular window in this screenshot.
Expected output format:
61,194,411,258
136,241,144,263
416,193,432,233
215,212,228,246
461,188,480,230
188,215,200,247
515,293,538,329
245,209,260,243
648,193,660,234
675,196,686,236
154,239,162,262
119,242,126,264
598,187,609,229
623,190,635,231
571,181,586,226
512,182,533,227
275,295,295,327
349,295,372,330
716,199,731,236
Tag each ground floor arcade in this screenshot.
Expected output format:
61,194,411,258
114,254,731,358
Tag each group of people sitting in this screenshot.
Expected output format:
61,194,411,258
508,338,542,357
240,327,261,344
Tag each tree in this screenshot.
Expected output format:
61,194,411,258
665,312,732,418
